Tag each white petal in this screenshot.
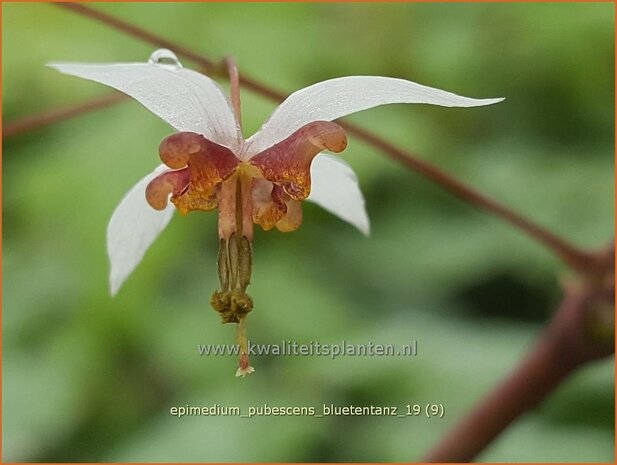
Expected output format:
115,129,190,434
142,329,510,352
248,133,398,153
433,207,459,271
107,165,175,296
48,61,242,152
244,76,504,156
307,154,370,236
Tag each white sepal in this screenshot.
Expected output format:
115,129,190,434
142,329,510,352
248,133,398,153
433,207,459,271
48,61,242,152
307,154,370,236
107,165,175,296
245,76,504,156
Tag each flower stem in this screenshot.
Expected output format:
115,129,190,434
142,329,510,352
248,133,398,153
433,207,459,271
4,92,128,138
423,243,614,462
424,325,576,462
225,56,242,130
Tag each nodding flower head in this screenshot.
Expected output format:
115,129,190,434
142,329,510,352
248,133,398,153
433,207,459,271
49,49,503,376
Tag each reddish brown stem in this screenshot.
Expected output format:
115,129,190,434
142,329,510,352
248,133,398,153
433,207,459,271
425,324,577,462
4,93,127,139
424,245,614,462
42,3,594,273
225,56,242,130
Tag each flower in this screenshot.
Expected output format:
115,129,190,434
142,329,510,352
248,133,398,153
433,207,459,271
49,49,503,376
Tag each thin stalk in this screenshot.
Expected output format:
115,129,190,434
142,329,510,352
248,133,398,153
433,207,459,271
4,93,127,139
423,243,614,462
225,56,242,130
424,296,581,462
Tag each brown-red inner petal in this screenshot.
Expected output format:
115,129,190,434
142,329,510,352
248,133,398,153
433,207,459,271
249,121,347,201
145,168,190,210
275,198,303,233
156,131,241,214
251,179,287,231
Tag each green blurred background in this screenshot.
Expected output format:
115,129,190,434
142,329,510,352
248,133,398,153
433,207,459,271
3,2,614,462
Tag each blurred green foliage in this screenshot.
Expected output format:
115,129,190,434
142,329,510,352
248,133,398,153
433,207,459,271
3,2,614,462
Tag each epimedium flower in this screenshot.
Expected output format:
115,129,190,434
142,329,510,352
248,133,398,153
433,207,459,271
49,49,503,377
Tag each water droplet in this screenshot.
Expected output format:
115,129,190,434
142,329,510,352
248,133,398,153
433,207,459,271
148,49,183,68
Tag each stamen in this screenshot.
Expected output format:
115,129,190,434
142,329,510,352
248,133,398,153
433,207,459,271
216,238,229,291
211,170,256,376
238,236,252,290
228,232,240,290
239,172,254,241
